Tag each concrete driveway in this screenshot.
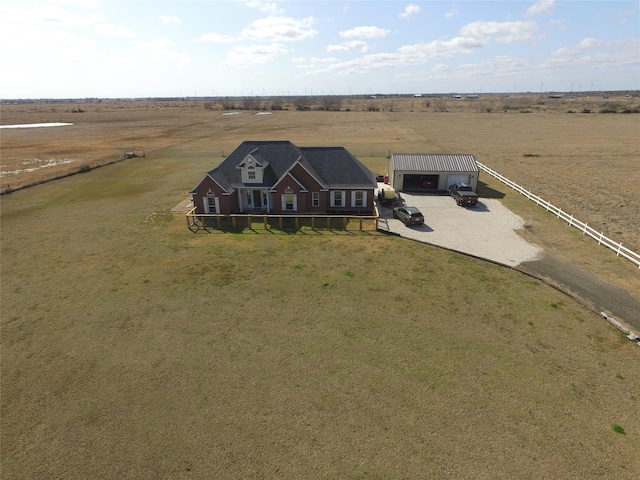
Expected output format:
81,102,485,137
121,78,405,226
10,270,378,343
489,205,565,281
376,186,544,267
376,186,640,333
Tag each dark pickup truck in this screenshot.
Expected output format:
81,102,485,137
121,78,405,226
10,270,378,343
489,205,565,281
449,183,479,207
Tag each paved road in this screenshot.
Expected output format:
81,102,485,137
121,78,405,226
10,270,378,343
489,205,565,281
377,186,640,333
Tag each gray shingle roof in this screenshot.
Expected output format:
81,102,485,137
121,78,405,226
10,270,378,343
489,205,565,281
205,141,376,191
391,154,479,172
298,146,377,188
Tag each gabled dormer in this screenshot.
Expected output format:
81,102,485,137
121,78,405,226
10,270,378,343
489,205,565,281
237,152,268,184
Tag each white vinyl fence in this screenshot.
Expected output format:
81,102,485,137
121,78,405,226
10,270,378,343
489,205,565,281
477,162,640,269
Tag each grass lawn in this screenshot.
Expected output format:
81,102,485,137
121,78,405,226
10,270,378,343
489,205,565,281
2,142,639,478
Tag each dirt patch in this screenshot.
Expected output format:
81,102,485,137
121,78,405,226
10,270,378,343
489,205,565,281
171,197,193,213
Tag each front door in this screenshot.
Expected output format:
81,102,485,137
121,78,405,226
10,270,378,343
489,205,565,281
253,190,262,209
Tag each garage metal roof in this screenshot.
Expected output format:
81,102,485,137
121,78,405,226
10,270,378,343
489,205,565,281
391,154,479,172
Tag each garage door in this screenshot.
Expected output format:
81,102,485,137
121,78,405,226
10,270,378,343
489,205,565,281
446,174,470,189
403,174,439,192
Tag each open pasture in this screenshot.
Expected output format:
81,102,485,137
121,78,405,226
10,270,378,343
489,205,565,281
2,94,640,478
2,93,639,255
2,161,640,478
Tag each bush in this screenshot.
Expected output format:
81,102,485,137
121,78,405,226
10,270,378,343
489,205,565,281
612,424,626,434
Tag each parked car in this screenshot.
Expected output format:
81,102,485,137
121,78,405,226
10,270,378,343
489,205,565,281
448,183,479,207
393,206,424,226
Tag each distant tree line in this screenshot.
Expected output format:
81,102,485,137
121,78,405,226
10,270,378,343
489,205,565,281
202,96,345,112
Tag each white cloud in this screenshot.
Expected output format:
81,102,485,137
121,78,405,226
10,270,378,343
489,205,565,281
447,38,640,83
223,43,287,65
196,32,235,43
241,16,317,42
135,38,174,51
534,39,639,77
48,46,89,64
50,0,100,7
397,37,484,61
0,2,104,46
134,38,191,66
344,40,371,53
28,3,104,27
48,28,96,46
304,36,482,77
242,1,284,15
526,0,556,17
550,38,602,58
160,16,181,25
444,7,460,19
433,64,453,74
292,56,339,69
458,56,530,77
461,21,539,44
399,4,421,19
94,23,135,38
105,55,138,69
327,40,371,54
613,3,639,25
327,44,349,53
548,19,568,31
340,26,390,39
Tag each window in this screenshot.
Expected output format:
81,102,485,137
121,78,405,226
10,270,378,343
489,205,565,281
331,190,345,207
312,192,320,207
281,193,297,211
354,191,364,207
285,194,294,210
244,163,260,183
204,196,219,214
246,190,253,207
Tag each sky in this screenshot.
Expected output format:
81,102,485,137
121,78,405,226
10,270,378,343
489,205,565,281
1,0,638,99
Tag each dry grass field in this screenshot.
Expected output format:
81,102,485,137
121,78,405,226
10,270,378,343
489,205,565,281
2,93,639,253
2,95,640,478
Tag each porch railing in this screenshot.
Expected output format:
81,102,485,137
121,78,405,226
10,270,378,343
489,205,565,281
186,208,379,232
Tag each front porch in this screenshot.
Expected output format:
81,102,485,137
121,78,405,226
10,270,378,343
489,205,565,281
238,188,271,213
186,208,379,233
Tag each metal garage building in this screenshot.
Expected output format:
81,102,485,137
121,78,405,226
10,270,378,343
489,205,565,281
388,153,480,193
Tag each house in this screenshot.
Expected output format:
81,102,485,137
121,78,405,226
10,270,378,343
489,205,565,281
388,153,480,193
190,141,377,216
